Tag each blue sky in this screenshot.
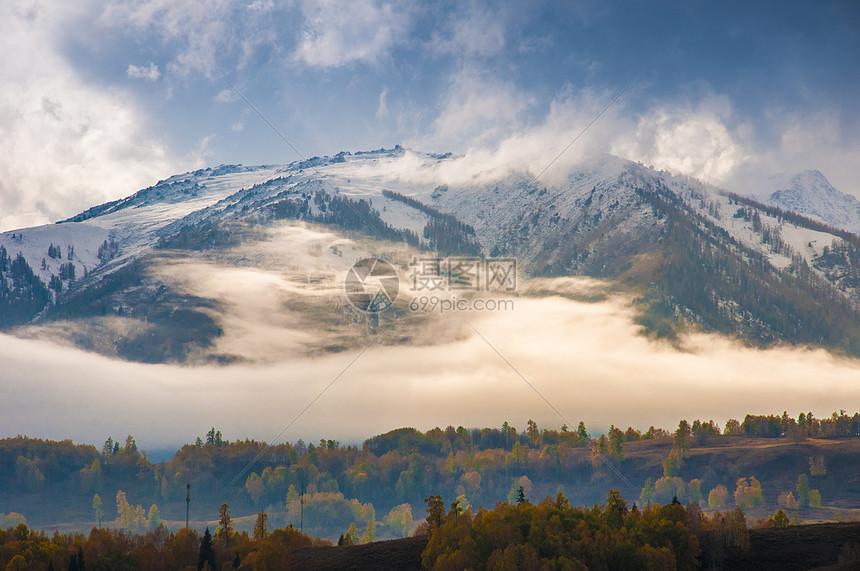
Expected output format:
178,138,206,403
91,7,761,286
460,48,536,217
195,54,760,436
2,0,858,231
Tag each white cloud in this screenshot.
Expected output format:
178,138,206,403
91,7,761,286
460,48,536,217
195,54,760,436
406,74,859,202
0,1,180,232
105,0,413,77
417,67,536,154
215,88,240,103
430,1,506,58
126,62,161,81
189,134,217,167
292,0,413,68
611,96,749,185
101,0,275,79
606,94,860,198
725,110,860,198
376,88,389,120
248,0,273,11
394,84,630,187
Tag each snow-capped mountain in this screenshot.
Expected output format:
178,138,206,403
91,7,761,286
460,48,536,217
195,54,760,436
759,170,860,234
2,148,860,362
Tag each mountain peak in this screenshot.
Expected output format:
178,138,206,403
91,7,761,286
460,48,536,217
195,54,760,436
763,170,860,234
4,149,860,362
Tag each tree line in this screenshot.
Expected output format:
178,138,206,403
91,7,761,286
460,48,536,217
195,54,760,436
2,412,856,541
726,192,860,249
420,489,751,570
0,489,757,570
0,508,325,570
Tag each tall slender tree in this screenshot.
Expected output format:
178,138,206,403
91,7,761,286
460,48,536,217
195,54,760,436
253,512,268,540
217,503,232,547
92,494,103,528
198,527,215,570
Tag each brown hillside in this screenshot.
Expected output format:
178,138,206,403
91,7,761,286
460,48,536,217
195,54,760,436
718,522,860,570
287,536,428,571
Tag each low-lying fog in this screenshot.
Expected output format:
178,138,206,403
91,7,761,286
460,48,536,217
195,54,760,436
2,269,859,451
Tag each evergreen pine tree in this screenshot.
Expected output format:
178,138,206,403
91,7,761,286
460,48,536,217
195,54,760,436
198,527,216,570
516,486,526,506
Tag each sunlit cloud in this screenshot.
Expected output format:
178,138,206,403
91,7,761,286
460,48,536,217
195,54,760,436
101,0,232,78
3,275,859,450
100,0,280,79
215,89,240,103
611,95,749,185
396,85,630,186
0,1,180,232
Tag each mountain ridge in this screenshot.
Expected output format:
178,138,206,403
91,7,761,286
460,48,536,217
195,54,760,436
2,149,860,362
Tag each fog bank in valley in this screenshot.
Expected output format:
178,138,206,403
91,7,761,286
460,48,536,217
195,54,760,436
2,279,858,450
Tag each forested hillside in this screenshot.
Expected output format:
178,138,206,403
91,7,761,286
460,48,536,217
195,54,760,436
3,411,859,544
4,150,860,363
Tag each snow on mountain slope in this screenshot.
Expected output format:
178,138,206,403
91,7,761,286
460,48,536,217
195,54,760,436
758,170,860,234
4,147,860,362
67,165,283,247
0,165,283,290
690,188,830,269
0,222,109,289
2,147,852,301
3,149,855,299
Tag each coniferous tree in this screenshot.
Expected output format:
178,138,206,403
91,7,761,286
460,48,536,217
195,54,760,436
217,503,232,547
577,421,589,441
253,512,268,540
197,527,215,570
515,486,526,506
67,546,85,571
